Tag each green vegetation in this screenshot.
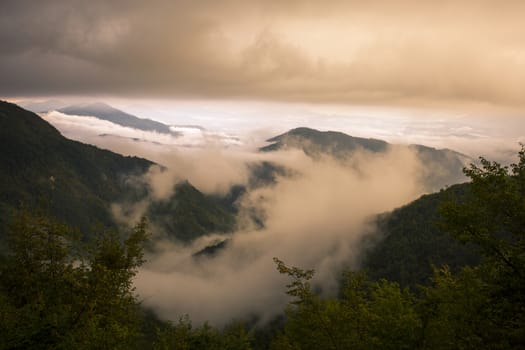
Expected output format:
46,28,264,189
0,211,148,349
0,210,253,349
0,101,152,235
272,260,421,350
154,317,253,350
148,181,236,243
0,101,236,243
361,185,480,288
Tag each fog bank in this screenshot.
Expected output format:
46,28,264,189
134,147,425,325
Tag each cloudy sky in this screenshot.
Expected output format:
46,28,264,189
2,0,525,107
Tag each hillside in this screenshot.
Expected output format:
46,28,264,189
0,101,235,241
0,101,153,234
361,183,480,287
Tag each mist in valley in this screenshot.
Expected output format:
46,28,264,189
114,142,426,325
34,106,524,326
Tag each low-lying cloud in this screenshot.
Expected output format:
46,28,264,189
40,109,487,325
134,147,425,325
43,110,257,198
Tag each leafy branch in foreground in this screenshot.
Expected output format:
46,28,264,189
438,144,525,347
0,211,149,349
272,259,420,350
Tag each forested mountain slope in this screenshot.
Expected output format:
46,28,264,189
361,184,481,287
0,101,234,241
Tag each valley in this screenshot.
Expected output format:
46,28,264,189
1,100,524,348
1,101,474,317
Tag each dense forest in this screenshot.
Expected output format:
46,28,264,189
1,144,524,349
0,101,236,243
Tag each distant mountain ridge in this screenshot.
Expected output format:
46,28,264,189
19,99,68,113
58,102,175,135
261,127,389,155
261,127,469,191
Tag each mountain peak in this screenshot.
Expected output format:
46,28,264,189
58,102,175,135
260,126,468,191
18,99,67,113
70,101,113,110
261,126,389,154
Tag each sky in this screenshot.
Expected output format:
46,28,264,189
2,0,525,108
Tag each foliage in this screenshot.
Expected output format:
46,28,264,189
0,101,236,243
418,265,492,349
272,260,421,350
0,101,152,236
441,146,525,278
362,186,480,288
148,182,236,243
0,211,149,349
437,144,525,347
153,315,253,350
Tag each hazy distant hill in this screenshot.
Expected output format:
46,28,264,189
58,102,175,135
19,99,68,113
261,127,469,191
261,127,389,155
0,101,234,241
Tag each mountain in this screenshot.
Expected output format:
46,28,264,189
0,101,234,241
360,184,480,287
149,182,236,242
58,102,175,135
261,127,389,156
0,101,152,234
261,127,469,191
19,99,68,113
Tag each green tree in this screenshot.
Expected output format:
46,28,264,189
418,265,492,349
153,315,253,350
438,145,525,347
272,259,421,350
0,211,149,349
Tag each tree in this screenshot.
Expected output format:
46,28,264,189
441,145,525,347
153,315,253,350
0,211,149,349
272,259,421,350
418,265,492,349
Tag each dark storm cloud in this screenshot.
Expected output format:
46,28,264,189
2,0,525,106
